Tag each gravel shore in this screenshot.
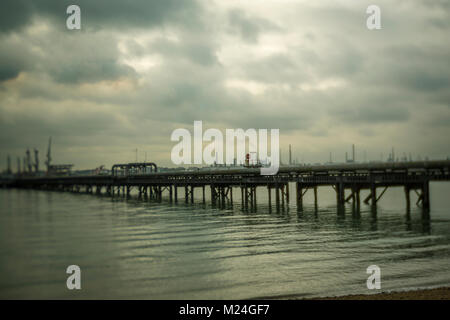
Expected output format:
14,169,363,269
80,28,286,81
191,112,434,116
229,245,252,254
314,287,450,300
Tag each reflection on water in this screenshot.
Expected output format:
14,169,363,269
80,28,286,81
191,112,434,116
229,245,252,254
0,182,449,299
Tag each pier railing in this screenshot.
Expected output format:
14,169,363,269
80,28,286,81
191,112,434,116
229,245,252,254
7,160,450,212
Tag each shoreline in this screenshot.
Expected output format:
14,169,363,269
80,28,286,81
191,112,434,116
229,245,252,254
313,287,450,300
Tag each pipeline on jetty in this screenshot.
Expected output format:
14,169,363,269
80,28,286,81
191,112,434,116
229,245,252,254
5,160,450,214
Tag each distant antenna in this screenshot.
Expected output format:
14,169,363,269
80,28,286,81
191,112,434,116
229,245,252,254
289,144,292,165
7,155,11,174
352,144,355,162
17,157,21,174
34,149,39,173
46,137,52,172
26,149,32,173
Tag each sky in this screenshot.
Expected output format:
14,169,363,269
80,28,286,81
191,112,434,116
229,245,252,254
1,0,449,171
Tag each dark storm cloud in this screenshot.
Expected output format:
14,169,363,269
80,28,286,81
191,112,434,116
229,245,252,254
50,58,136,84
378,45,450,93
0,39,31,81
0,0,202,33
0,0,33,33
1,0,450,170
0,27,138,84
0,65,21,82
0,0,206,84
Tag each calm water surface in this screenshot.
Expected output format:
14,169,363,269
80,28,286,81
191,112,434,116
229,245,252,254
1,183,449,299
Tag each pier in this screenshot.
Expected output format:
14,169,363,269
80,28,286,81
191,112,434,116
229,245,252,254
7,160,450,213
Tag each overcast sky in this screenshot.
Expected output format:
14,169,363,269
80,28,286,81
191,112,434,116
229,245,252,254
1,0,449,170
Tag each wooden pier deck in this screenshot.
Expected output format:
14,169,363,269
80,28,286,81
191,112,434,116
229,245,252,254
7,160,450,213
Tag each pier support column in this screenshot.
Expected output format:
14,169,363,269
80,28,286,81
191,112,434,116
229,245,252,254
268,186,272,207
244,186,249,209
202,185,205,204
404,186,410,213
174,185,178,203
370,184,377,209
296,183,303,210
350,187,355,212
191,185,194,204
211,185,217,205
286,183,290,204
313,186,318,210
336,182,345,213
229,186,233,204
221,186,225,207
356,188,361,212
422,181,430,212
275,185,280,210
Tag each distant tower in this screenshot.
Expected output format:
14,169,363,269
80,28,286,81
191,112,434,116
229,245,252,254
45,137,52,172
352,144,355,162
345,152,348,163
26,149,32,173
34,149,39,173
289,144,292,165
7,155,12,174
17,157,21,174
392,147,395,162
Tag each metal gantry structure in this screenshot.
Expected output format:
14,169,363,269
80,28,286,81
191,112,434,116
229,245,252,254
8,160,450,214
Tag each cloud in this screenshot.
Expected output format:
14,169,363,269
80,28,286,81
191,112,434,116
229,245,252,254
227,8,281,43
0,0,202,34
1,0,450,170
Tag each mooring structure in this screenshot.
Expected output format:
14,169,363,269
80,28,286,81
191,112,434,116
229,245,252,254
8,160,450,213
